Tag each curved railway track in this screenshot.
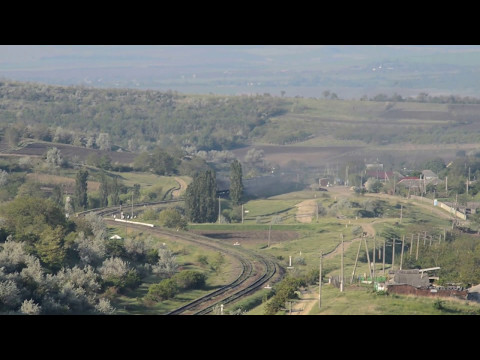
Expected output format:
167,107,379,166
102,219,281,315
77,199,182,218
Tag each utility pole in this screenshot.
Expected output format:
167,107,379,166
416,233,420,260
319,251,323,309
372,236,376,283
351,240,362,284
340,234,344,292
218,196,221,224
345,165,349,187
400,235,405,270
400,204,403,223
242,204,244,224
268,222,272,248
392,238,396,271
131,192,134,219
467,167,470,195
445,176,448,193
382,239,386,275
365,237,372,279
410,234,414,256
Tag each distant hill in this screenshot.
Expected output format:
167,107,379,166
2,45,480,98
2,80,480,172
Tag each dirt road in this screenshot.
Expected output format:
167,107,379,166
295,199,317,223
172,177,187,198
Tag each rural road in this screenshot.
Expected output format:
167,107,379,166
172,177,187,198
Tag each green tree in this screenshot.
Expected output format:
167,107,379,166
109,176,120,206
150,147,179,175
146,279,179,301
158,208,188,230
210,251,225,273
173,270,206,290
35,225,67,271
99,171,109,207
133,152,151,171
422,157,446,174
133,183,141,201
0,197,68,244
50,185,64,206
4,126,19,148
74,169,89,211
229,159,243,205
185,169,218,223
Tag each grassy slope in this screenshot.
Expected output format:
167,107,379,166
201,187,480,315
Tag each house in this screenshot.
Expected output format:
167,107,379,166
366,170,394,181
421,169,438,181
397,176,421,189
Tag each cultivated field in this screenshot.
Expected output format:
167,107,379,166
3,140,137,165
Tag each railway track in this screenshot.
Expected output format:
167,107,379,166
102,219,281,315
76,199,182,218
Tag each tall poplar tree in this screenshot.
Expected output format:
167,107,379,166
185,169,218,223
74,169,89,211
110,176,120,206
229,159,243,205
99,171,109,207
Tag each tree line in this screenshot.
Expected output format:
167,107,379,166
0,80,286,152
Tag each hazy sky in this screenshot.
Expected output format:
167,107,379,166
2,45,480,98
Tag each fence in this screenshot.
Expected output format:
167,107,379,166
410,195,466,220
329,275,387,288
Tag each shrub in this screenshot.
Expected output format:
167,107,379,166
158,208,188,230
142,208,159,221
173,270,206,290
146,278,178,301
196,254,209,266
20,299,42,315
95,298,116,314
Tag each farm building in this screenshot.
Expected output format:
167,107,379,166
390,269,431,288
386,268,468,300
319,178,329,187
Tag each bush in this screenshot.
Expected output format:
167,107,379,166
196,254,209,266
433,299,445,311
142,208,159,221
124,269,142,289
264,276,305,315
158,208,188,230
173,270,206,290
146,278,178,301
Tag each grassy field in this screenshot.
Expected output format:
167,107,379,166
188,185,477,315
247,284,480,315
106,224,240,315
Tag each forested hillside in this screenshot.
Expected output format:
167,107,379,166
0,81,286,151
3,80,480,155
